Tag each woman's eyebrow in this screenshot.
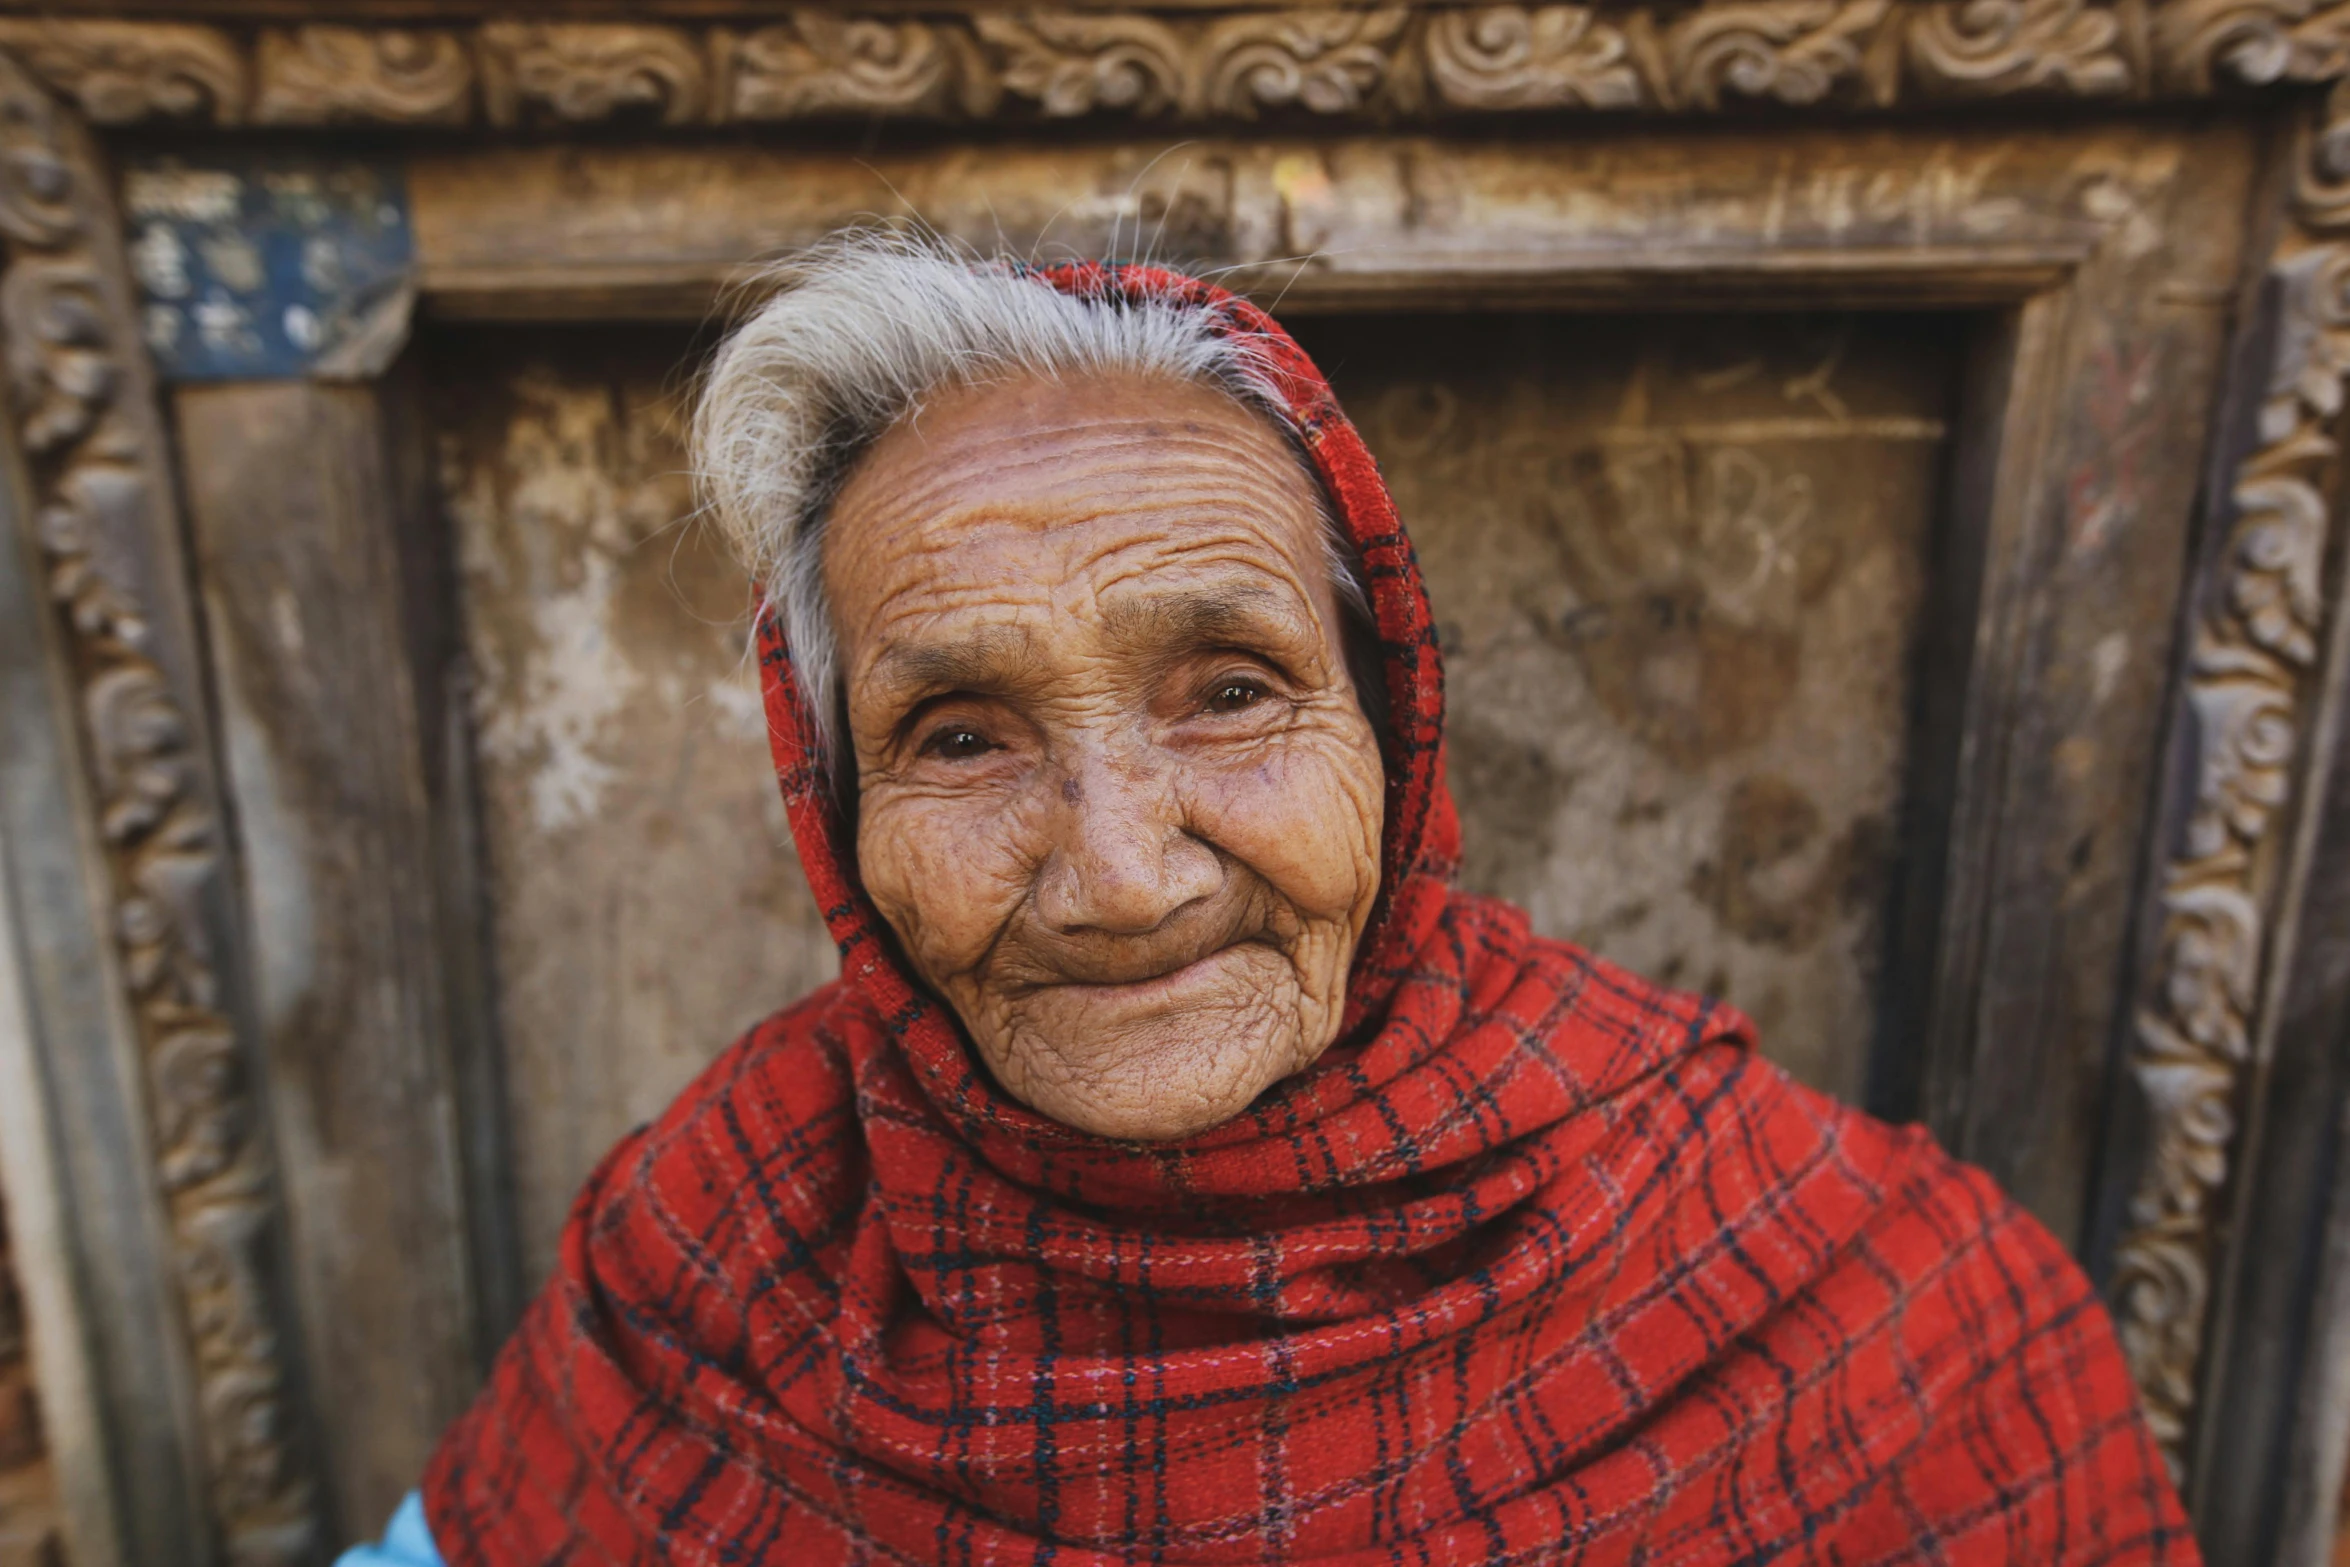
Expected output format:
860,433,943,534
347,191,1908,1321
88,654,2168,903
1099,584,1310,655
867,625,1042,701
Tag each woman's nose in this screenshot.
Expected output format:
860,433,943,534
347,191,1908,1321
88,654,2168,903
1034,758,1220,935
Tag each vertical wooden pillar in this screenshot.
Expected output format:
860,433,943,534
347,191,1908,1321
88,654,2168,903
0,49,314,1567
2179,515,2350,1560
174,374,513,1536
0,418,164,1567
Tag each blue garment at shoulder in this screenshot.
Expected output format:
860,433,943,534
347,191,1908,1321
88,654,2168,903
334,1493,443,1567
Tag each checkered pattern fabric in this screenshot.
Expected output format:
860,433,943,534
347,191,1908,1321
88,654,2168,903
422,266,2194,1564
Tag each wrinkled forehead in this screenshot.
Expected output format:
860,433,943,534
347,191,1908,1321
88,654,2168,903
821,371,1341,671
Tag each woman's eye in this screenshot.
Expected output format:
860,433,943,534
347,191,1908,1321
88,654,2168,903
1204,679,1267,714
920,726,995,760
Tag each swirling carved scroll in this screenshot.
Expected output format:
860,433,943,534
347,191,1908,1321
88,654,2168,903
1195,8,1411,114
2107,86,2350,1475
0,2,2336,128
2158,0,2350,90
1907,0,2133,95
253,27,474,124
1655,0,1897,109
978,11,1188,115
476,21,707,125
0,20,246,123
1424,7,1642,109
723,14,986,119
0,46,318,1565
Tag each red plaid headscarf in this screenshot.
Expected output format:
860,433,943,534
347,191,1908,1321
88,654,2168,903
423,266,2194,1563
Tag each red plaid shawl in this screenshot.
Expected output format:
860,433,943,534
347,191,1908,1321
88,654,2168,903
423,266,2194,1564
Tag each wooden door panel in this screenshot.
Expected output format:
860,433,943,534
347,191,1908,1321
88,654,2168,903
1,8,2344,1553
426,308,1962,1272
1299,311,1963,1103
425,330,838,1281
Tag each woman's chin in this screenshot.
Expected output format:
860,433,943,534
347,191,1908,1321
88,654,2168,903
987,948,1319,1141
1038,1082,1264,1143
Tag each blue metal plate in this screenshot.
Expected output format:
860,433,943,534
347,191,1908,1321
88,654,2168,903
122,154,414,383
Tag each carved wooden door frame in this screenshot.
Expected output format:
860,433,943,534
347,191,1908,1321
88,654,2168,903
2,4,2349,1563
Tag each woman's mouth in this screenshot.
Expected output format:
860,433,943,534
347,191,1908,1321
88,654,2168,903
1050,940,1267,1005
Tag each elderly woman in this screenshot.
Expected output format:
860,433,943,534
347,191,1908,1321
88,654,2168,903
349,239,2191,1565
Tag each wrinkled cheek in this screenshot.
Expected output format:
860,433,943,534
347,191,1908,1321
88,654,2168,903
1191,748,1383,928
856,800,1034,981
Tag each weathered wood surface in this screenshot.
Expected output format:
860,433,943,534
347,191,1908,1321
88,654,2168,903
2170,480,2350,1555
0,457,143,1567
0,68,2307,1555
1903,119,2253,1253
431,309,1951,1165
411,255,2203,1216
426,332,839,1284
404,118,2256,1245
0,0,2339,1550
177,383,492,1540
406,127,2158,318
0,45,314,1565
1295,310,1959,1103
0,0,2332,130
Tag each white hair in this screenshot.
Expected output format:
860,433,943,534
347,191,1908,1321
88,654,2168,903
691,231,1375,774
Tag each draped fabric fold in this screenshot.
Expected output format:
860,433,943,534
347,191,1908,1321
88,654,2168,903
423,265,2192,1564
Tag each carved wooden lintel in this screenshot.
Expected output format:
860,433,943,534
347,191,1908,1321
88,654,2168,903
2106,75,2350,1480
0,1,2335,128
0,42,320,1567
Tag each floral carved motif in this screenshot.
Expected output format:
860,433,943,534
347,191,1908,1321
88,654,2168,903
476,22,708,125
0,46,318,1565
0,82,75,251
2106,79,2350,1475
1423,7,1642,109
0,20,245,124
0,3,2322,126
978,8,1414,116
253,27,475,124
2159,0,2350,88
977,12,1188,114
1907,0,2134,94
723,14,988,119
1196,8,1412,114
1651,0,1897,108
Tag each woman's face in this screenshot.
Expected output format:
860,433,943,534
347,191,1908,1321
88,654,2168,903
825,372,1385,1141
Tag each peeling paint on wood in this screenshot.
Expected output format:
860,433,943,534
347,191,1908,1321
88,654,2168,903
428,331,837,1281
435,311,1955,1159
1295,311,1961,1103
122,153,413,382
